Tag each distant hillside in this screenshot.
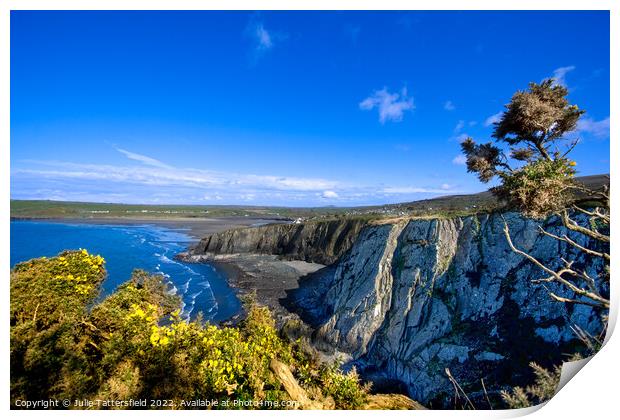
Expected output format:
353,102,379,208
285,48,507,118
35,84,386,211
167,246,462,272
386,174,609,215
10,174,608,221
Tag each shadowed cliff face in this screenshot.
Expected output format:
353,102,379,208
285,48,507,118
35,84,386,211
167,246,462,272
190,213,607,407
190,219,368,265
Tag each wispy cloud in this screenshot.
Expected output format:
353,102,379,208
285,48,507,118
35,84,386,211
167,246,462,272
359,87,414,124
577,117,610,139
444,100,456,111
246,17,283,62
12,148,465,206
452,154,467,165
484,111,503,127
454,120,465,133
254,23,273,51
382,185,458,194
551,65,575,88
115,148,171,169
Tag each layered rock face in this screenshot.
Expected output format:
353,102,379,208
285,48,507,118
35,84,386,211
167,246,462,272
190,219,367,265
191,213,606,406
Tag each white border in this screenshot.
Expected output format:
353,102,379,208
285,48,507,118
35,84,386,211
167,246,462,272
1,2,616,419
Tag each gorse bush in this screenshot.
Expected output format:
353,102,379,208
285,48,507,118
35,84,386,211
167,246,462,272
493,157,576,219
320,365,370,409
10,250,371,409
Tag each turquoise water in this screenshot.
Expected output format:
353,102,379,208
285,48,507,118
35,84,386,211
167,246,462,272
10,220,241,323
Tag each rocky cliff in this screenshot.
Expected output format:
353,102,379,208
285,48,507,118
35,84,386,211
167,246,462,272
190,213,607,407
190,218,368,265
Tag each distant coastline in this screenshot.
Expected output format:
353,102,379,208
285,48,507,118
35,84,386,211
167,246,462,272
10,216,288,240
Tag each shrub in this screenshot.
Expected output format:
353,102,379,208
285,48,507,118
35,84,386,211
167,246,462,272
320,364,370,409
500,362,562,408
11,250,372,409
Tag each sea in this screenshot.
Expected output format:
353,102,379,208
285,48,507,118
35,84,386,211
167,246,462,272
10,220,241,323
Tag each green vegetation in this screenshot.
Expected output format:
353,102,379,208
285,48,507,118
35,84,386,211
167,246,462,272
10,200,305,220
320,365,370,409
461,79,586,218
11,250,372,409
12,174,606,224
501,362,562,408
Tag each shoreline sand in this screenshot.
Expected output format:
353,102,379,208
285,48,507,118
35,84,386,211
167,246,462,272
11,216,289,240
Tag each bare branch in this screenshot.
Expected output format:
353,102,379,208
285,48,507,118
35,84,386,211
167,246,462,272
445,368,476,410
573,205,610,224
569,182,609,202
502,219,609,309
537,226,609,261
548,293,604,309
481,378,493,410
561,139,579,158
561,210,609,243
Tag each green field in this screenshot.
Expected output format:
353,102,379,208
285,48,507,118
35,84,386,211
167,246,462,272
9,200,360,220
10,174,607,222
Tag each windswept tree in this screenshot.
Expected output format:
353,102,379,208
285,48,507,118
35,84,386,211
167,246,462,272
460,79,609,318
460,78,609,409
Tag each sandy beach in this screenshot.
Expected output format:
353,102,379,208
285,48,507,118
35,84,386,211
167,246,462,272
11,216,289,241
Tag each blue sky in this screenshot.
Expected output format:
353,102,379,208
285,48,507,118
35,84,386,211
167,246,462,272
11,11,610,206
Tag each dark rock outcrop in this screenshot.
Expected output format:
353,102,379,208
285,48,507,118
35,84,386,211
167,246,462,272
190,219,368,265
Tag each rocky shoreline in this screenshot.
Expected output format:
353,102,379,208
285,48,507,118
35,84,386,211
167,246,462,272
177,251,325,325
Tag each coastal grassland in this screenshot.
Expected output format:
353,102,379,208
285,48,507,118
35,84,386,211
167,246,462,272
10,250,391,410
10,200,354,220
10,175,606,223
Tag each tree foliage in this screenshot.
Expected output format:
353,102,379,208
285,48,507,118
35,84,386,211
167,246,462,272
461,79,584,218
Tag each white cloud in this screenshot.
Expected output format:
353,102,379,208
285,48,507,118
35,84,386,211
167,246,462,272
239,193,256,201
116,148,171,169
577,117,610,139
246,18,284,62
454,120,465,133
453,133,470,143
382,186,458,194
13,150,475,206
322,190,339,199
484,111,503,127
360,87,414,123
17,151,340,193
551,65,575,87
452,154,467,165
444,100,455,111
255,23,273,50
